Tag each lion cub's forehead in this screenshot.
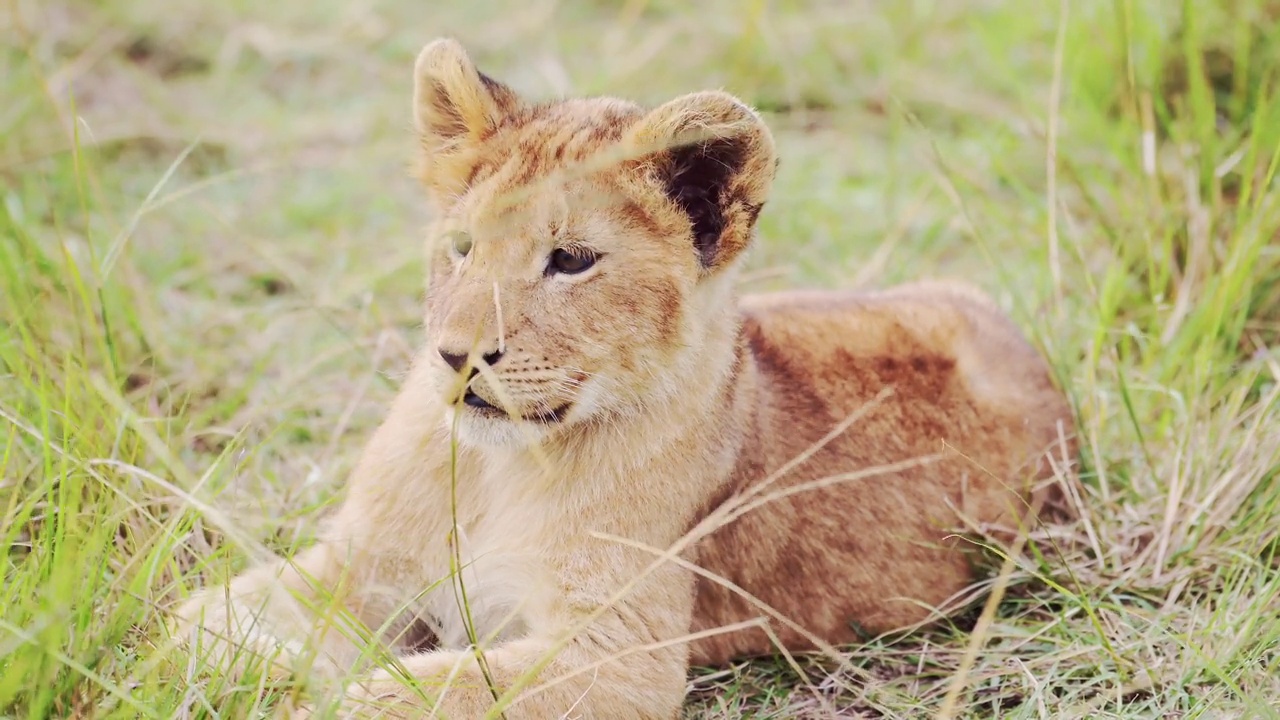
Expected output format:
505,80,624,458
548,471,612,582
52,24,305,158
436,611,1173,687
468,98,646,192
446,97,665,250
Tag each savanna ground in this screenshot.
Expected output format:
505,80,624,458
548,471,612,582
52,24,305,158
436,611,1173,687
3,0,1279,717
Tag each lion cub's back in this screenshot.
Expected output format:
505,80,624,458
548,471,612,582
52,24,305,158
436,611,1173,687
738,280,1062,422
686,281,1071,665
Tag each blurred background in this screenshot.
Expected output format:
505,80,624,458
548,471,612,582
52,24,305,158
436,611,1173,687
3,1,1279,718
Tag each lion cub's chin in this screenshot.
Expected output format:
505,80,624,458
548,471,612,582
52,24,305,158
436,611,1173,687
443,404,566,448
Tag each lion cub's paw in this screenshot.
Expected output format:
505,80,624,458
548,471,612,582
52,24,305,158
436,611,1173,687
169,591,304,683
288,655,499,720
272,695,315,720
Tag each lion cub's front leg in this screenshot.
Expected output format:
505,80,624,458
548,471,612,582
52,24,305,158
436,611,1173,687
297,562,694,720
172,360,451,686
312,640,589,719
172,542,367,681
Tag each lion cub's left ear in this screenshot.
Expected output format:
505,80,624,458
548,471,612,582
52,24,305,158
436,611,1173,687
625,91,777,272
413,38,521,202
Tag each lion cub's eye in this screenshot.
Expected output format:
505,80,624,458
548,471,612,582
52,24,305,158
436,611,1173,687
447,230,474,257
547,248,598,276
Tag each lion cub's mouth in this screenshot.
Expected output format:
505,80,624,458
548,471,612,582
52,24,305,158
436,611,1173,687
461,389,571,424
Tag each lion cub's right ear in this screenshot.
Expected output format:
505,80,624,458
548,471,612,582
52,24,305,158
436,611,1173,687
413,39,521,202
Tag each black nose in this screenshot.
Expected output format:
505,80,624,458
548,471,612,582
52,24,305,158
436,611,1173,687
438,347,504,374
438,349,467,373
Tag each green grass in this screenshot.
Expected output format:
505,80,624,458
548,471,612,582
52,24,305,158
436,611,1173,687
3,0,1279,717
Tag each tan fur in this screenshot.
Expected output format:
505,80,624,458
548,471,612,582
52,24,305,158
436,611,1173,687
172,38,1074,719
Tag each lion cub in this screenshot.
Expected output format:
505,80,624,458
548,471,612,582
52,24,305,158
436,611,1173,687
173,38,1072,718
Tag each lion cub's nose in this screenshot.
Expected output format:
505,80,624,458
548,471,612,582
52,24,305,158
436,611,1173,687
438,347,504,375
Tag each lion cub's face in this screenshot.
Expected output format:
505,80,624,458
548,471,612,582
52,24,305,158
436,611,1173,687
411,40,776,446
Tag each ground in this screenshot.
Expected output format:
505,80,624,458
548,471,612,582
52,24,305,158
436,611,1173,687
2,0,1279,718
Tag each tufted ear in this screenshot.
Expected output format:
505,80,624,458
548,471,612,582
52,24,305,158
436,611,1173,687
413,38,521,200
624,91,776,271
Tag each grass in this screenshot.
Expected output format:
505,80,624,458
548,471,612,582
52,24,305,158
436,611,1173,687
2,0,1279,717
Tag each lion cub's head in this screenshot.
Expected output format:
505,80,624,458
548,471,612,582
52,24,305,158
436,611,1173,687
412,39,776,446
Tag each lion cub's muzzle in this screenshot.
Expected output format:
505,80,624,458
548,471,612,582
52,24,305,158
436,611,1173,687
436,344,577,424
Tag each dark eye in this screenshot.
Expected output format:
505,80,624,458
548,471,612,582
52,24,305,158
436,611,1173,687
548,248,597,275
